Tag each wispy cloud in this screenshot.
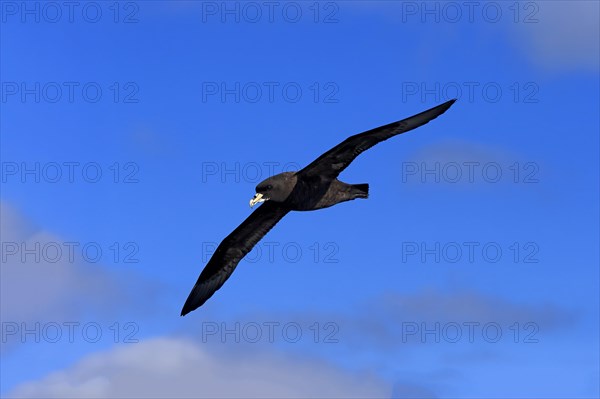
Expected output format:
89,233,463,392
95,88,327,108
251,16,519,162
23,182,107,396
7,336,390,398
0,201,161,353
0,202,121,323
511,1,600,71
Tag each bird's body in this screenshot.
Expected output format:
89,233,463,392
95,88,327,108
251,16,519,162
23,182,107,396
276,173,367,211
181,99,457,316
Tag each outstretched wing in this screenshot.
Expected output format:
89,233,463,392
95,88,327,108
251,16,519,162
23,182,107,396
297,99,456,180
181,201,290,315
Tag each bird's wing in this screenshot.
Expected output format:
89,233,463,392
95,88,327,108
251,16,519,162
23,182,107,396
297,99,456,180
181,201,290,315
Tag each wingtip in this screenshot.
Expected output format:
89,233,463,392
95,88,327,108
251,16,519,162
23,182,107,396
435,98,457,114
443,98,457,107
181,289,206,316
180,301,193,317
180,302,194,317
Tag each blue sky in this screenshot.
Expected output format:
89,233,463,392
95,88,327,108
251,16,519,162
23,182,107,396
1,1,598,397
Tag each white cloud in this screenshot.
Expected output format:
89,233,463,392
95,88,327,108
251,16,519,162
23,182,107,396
7,336,390,398
374,289,573,328
398,139,548,192
0,202,117,322
406,139,510,166
339,1,599,72
0,201,158,353
512,1,599,71
277,288,574,352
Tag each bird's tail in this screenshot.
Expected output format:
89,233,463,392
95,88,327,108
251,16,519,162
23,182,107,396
350,183,369,199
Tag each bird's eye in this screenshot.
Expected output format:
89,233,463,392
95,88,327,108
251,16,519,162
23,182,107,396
266,185,273,190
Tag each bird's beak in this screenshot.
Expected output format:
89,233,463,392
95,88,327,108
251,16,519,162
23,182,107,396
249,193,266,208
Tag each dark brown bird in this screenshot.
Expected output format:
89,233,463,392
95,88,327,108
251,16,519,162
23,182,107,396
181,99,456,315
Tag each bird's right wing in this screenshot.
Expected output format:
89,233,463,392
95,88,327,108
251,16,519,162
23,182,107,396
181,201,290,315
297,99,456,180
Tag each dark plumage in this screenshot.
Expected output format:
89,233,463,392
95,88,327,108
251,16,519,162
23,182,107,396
181,99,456,315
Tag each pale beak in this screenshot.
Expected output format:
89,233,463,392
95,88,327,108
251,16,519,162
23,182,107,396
249,193,266,208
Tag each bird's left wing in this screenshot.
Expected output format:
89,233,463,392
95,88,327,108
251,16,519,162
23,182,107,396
297,99,456,180
181,201,290,315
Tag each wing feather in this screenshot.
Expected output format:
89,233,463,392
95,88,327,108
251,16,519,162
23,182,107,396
181,201,290,315
297,99,456,179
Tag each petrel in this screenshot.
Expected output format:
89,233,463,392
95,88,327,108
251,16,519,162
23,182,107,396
181,99,456,315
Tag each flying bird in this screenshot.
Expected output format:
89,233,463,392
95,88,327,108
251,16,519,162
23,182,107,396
181,99,456,315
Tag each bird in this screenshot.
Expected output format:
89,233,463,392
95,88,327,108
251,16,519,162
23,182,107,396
181,99,456,315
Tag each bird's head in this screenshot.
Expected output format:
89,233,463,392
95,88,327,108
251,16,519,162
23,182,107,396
249,172,296,207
